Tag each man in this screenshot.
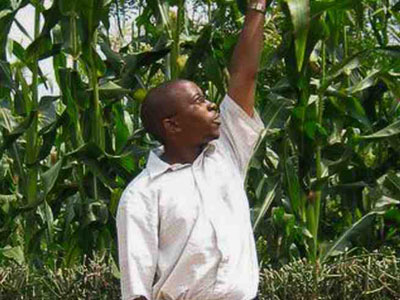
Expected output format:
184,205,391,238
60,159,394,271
117,0,270,299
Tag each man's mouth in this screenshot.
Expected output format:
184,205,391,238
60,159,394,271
213,114,221,125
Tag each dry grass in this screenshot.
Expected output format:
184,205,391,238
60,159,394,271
259,252,400,300
0,252,399,299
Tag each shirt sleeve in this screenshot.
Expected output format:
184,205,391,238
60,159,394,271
219,94,265,178
117,187,158,300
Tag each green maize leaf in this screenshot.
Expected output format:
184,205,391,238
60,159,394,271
320,46,400,93
66,142,105,159
38,96,59,131
322,211,384,262
204,53,226,96
58,68,80,121
41,0,62,35
10,41,50,89
59,0,78,16
25,34,52,62
113,104,130,154
110,256,121,279
347,69,381,94
255,175,268,198
36,201,54,242
284,156,304,219
0,111,35,158
0,194,17,203
37,123,57,161
82,157,121,189
285,0,310,72
79,0,110,38
261,94,294,128
327,95,372,130
0,245,25,265
96,81,132,99
42,158,63,198
357,120,400,141
0,60,14,90
321,56,362,92
64,235,81,267
0,194,17,213
80,45,106,77
379,73,400,100
377,45,400,58
99,41,123,73
253,179,279,231
0,9,12,19
311,0,360,18
383,171,400,198
66,142,126,188
0,0,30,60
11,39,26,60
23,1,63,61
245,95,288,187
375,196,400,210
182,25,212,79
236,0,247,15
302,227,313,239
121,47,170,88
70,70,89,110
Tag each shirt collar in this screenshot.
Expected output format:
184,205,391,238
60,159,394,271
146,141,217,180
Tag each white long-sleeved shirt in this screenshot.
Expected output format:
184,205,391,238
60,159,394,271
117,94,265,300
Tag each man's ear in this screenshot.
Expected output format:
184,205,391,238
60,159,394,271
162,117,182,135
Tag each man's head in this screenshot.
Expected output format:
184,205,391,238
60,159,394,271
140,80,221,147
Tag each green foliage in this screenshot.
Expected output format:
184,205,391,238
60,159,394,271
0,1,399,294
246,0,400,271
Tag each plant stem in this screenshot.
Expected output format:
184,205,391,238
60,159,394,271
314,42,326,256
344,26,350,87
70,15,83,147
311,40,327,300
88,0,104,201
207,0,212,22
171,0,184,79
25,0,42,205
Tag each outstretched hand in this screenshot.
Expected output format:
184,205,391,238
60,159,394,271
227,0,271,117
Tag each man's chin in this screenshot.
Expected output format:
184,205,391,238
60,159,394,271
206,131,220,142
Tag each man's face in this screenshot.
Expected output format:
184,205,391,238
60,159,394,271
166,81,221,146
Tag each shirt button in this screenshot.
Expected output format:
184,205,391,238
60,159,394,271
222,256,229,263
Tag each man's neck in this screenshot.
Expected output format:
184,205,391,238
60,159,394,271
161,143,206,165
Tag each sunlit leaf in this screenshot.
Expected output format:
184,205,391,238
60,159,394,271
0,245,25,265
285,0,310,72
253,179,279,231
357,120,400,140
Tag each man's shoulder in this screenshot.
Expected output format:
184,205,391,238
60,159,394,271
118,168,155,207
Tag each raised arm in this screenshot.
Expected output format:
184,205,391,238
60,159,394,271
228,0,270,117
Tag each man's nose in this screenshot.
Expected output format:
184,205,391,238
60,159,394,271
206,100,217,111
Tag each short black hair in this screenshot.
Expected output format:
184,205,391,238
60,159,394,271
140,79,193,143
